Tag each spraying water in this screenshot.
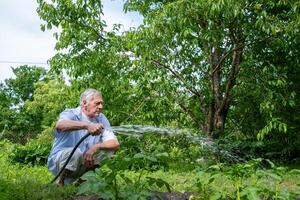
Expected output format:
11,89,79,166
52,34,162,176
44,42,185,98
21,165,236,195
110,125,189,135
110,125,246,163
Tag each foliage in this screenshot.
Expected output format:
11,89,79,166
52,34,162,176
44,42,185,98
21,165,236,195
36,0,143,127
123,0,300,138
0,65,48,142
0,139,76,200
35,0,300,145
3,65,47,104
74,133,300,199
11,138,52,166
9,125,55,166
25,78,71,128
78,160,171,200
229,8,300,140
193,159,300,200
1,131,300,199
114,132,218,171
0,83,12,131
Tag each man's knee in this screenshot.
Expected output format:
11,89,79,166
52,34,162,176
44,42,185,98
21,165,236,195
58,148,83,171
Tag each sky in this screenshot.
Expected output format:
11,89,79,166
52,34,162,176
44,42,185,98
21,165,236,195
0,0,142,82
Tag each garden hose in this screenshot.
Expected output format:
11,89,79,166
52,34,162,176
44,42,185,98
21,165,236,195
50,132,91,184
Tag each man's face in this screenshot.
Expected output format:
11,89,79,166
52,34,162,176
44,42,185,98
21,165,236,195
82,95,104,118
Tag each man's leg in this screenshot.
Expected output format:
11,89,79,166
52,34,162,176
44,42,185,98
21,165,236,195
56,149,115,186
55,148,86,186
58,168,72,186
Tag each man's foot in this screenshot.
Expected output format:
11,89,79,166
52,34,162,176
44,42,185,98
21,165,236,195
57,178,64,187
57,169,72,187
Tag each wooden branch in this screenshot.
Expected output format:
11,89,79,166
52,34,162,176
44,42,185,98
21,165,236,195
205,101,215,138
122,96,149,123
78,22,106,41
176,100,204,130
219,45,244,112
152,59,207,115
59,16,106,41
151,59,203,100
196,16,207,28
196,15,210,56
210,45,243,76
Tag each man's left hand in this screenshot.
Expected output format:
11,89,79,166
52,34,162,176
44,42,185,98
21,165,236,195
83,146,97,168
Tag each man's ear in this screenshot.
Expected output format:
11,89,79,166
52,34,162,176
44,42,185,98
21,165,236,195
82,100,87,106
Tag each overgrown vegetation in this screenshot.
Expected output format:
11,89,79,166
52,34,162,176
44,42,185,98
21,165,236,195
1,133,300,199
0,0,299,199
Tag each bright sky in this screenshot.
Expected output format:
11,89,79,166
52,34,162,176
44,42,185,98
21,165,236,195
0,0,142,82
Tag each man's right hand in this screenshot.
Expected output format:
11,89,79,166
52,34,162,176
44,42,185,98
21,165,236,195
86,123,104,136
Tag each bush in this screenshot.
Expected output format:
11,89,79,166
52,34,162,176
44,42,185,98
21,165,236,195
11,138,52,165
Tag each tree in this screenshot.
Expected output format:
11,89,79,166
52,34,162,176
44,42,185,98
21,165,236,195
123,0,300,138
36,0,132,124
25,78,70,129
0,83,13,132
228,16,300,157
36,0,300,139
0,65,48,142
5,65,47,105
36,0,186,127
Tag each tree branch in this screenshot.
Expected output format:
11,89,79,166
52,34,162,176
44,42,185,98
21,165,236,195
176,100,204,130
220,45,244,112
211,47,222,106
78,21,106,41
210,45,243,76
59,16,106,41
152,60,207,115
122,96,149,123
151,59,203,100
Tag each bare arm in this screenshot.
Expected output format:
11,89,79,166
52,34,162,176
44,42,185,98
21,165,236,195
83,139,120,166
56,120,89,132
94,139,120,151
56,120,104,135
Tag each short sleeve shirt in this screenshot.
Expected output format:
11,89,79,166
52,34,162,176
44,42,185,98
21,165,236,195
47,107,117,174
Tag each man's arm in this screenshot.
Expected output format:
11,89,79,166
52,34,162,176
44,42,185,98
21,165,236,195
56,120,104,135
83,139,120,166
56,120,89,132
94,139,120,151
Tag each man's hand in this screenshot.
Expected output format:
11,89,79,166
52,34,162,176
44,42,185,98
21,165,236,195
83,146,97,168
86,123,104,136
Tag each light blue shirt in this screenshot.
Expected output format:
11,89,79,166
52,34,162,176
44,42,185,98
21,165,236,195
47,107,117,175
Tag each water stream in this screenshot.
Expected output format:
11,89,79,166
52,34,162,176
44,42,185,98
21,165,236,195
111,125,189,135
110,125,245,163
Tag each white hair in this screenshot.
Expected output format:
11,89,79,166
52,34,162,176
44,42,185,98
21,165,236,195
80,88,102,106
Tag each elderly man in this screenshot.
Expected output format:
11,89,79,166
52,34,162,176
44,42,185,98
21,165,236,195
48,88,119,186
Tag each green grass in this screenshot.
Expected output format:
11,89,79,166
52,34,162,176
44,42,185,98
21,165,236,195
119,168,300,199
1,137,300,200
0,139,77,200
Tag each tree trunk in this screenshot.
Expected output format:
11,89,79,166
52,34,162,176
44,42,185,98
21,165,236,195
205,43,244,139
